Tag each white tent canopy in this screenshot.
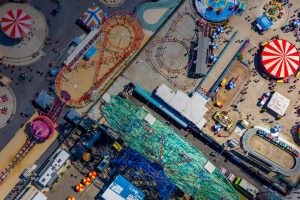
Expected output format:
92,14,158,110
267,92,290,116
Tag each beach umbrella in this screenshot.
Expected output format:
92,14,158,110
217,26,224,33
274,125,281,132
49,68,58,76
212,32,219,39
210,54,217,62
89,171,97,179
261,39,300,78
83,177,91,185
293,19,300,27
76,183,84,192
211,42,218,49
67,196,75,200
1,9,32,38
214,124,221,132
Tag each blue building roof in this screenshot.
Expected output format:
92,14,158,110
65,109,82,125
256,13,273,31
34,90,54,110
102,175,145,200
84,46,97,60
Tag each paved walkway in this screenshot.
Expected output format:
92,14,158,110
242,127,300,176
199,32,246,95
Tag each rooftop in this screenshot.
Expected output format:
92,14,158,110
267,92,290,116
37,150,69,188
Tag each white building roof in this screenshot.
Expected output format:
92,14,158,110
267,92,290,116
239,179,259,197
204,161,216,174
155,84,175,103
154,84,208,129
181,93,208,125
144,113,156,125
196,118,207,130
37,150,69,188
32,192,47,200
169,91,190,113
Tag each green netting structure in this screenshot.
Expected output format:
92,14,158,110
100,96,239,200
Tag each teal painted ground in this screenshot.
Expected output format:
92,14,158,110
136,0,182,32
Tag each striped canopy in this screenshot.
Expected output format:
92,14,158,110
1,9,32,38
261,39,300,78
80,5,105,30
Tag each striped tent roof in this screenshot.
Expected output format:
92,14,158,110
1,9,32,38
261,39,300,78
80,5,105,30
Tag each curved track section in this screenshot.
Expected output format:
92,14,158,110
145,11,199,91
55,13,144,107
242,128,300,176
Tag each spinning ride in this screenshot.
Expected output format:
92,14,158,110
195,0,240,22
0,91,70,185
30,116,54,143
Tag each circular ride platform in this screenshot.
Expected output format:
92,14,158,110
30,115,54,143
194,0,240,22
55,12,144,108
0,83,16,129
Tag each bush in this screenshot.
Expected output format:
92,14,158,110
237,54,243,61
66,165,71,169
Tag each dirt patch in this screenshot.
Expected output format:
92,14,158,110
249,135,295,170
216,62,249,106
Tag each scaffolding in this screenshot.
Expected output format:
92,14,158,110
100,96,239,200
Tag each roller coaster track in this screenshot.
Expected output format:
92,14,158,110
0,139,35,185
56,12,144,107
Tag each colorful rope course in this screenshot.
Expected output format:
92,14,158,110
100,96,239,200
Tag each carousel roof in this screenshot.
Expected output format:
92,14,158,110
195,0,240,22
261,39,300,78
1,9,32,38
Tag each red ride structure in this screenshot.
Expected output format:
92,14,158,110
55,11,144,108
0,91,71,185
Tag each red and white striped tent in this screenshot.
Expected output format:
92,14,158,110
261,39,300,79
1,9,32,38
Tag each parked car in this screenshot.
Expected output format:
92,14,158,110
258,92,271,106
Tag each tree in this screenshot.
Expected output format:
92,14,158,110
237,54,243,61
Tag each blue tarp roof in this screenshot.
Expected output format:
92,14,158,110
34,90,54,110
73,36,82,46
256,13,273,31
102,175,145,200
65,109,82,124
84,46,97,60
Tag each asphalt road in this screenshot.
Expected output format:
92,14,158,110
0,0,146,150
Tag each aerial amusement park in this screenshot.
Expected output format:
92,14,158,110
0,0,300,200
